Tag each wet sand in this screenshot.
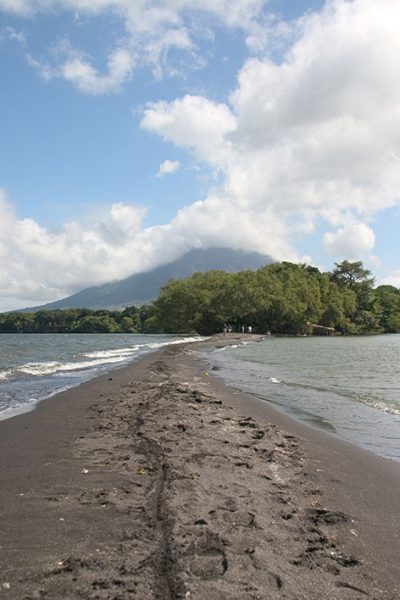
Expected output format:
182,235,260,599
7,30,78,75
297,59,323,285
0,335,399,599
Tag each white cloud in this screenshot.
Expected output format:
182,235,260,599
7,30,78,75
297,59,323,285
0,0,34,13
61,47,135,94
0,191,160,310
3,0,400,308
142,95,236,166
141,0,400,264
381,273,400,289
322,222,375,259
156,159,181,177
1,0,272,93
0,186,286,312
170,191,298,260
27,42,135,94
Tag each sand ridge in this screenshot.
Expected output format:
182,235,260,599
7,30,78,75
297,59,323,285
0,339,397,599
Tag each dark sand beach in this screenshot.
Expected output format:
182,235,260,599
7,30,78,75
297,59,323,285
1,335,399,599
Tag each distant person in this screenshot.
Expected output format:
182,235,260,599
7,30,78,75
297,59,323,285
248,325,252,333
228,324,232,333
223,324,227,334
241,325,245,334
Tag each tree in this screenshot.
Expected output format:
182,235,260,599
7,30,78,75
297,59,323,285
330,261,374,308
76,315,120,333
331,260,374,288
0,312,35,333
330,260,376,331
119,316,138,333
1,259,396,336
372,285,400,332
255,263,322,333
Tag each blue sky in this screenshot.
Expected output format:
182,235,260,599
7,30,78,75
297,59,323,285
1,0,400,310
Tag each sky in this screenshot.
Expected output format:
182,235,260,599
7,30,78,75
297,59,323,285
1,0,400,311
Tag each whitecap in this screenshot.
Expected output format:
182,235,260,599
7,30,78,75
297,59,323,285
14,337,207,378
83,347,140,359
145,336,207,350
16,356,128,376
0,369,12,380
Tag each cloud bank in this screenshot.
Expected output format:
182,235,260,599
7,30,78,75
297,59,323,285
140,0,400,263
2,0,400,309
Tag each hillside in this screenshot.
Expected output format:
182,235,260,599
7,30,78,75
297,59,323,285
24,247,271,311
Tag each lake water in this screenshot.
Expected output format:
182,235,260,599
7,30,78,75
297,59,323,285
0,333,203,421
2,333,399,463
207,335,400,462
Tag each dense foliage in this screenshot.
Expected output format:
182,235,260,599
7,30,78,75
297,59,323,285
0,306,142,334
141,260,400,335
1,260,400,335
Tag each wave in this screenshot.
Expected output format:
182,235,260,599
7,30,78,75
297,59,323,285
213,342,246,353
264,375,400,417
0,369,12,380
10,336,207,378
83,336,208,358
83,347,141,359
145,336,207,349
213,339,259,353
16,356,129,376
353,393,400,416
0,397,38,422
213,356,400,418
83,337,206,359
284,380,400,416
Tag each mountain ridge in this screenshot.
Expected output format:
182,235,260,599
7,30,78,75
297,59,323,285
21,247,272,312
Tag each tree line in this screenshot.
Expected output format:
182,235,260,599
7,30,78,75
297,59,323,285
1,260,400,336
0,306,142,334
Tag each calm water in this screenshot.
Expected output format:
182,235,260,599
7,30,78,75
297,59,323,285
208,335,400,462
0,333,203,421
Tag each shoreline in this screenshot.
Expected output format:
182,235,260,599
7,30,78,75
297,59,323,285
0,334,207,424
201,339,400,587
1,335,399,598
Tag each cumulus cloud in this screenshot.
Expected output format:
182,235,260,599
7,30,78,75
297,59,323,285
0,187,289,311
2,0,400,308
0,190,159,310
156,159,181,177
142,95,237,166
141,0,400,264
322,222,375,259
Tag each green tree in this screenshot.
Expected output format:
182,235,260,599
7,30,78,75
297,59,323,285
330,260,374,309
76,315,120,333
119,316,138,333
0,312,35,333
372,285,400,332
330,260,377,332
